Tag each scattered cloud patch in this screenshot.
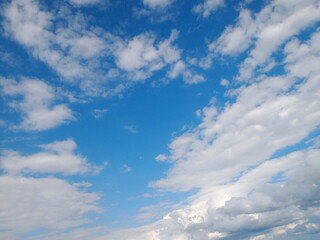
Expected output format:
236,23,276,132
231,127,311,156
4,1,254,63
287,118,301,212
120,164,132,173
167,60,206,84
2,0,184,96
0,78,74,131
92,109,109,119
193,0,225,18
167,60,186,79
220,78,229,86
124,125,138,134
155,154,168,162
142,0,174,10
208,0,320,80
113,30,181,81
68,0,102,6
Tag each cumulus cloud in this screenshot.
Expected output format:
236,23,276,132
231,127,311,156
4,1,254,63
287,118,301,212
167,60,206,84
0,139,100,175
113,30,181,81
209,0,320,80
193,0,225,18
0,78,74,131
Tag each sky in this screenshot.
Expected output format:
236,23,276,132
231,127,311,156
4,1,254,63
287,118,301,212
0,0,320,239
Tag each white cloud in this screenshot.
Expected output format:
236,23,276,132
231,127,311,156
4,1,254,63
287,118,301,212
113,30,181,81
0,138,102,238
155,154,168,162
96,148,320,240
68,0,101,6
0,78,74,131
209,0,320,80
121,164,132,173
168,60,186,79
0,139,100,175
284,29,320,78
2,0,107,85
142,0,173,9
182,70,206,84
153,68,320,191
0,175,101,235
193,0,225,18
92,109,109,119
209,9,256,56
220,78,229,86
167,60,206,84
124,125,138,134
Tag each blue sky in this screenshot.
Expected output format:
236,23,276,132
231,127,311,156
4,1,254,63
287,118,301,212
0,0,320,239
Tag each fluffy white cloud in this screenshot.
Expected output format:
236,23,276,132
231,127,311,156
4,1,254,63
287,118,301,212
113,30,181,81
182,70,206,84
168,60,186,79
209,0,320,80
0,78,74,131
0,139,100,175
0,175,101,236
193,0,225,18
209,9,256,56
167,60,206,84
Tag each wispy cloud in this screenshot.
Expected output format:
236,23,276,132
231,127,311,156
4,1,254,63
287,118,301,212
120,164,132,173
193,0,225,18
124,125,138,134
92,109,109,119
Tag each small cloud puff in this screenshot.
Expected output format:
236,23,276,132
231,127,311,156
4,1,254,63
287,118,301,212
92,109,109,119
